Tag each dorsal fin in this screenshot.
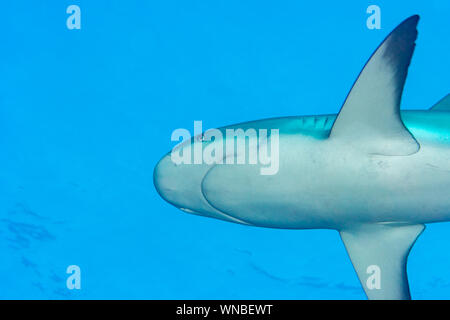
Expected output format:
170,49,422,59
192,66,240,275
329,15,420,155
430,94,450,111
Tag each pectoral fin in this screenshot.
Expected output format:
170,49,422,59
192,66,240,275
330,15,420,155
430,93,450,111
340,223,425,300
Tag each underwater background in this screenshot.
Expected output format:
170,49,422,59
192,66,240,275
0,0,449,299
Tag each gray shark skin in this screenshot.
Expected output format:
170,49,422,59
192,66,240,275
154,15,450,300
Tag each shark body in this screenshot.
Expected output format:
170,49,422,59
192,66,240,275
154,15,450,299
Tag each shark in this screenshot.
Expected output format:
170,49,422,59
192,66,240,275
153,15,450,300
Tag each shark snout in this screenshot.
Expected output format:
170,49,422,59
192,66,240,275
153,155,180,203
153,153,250,225
153,154,208,212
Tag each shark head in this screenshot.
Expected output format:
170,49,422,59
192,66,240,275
153,152,203,214
153,146,251,225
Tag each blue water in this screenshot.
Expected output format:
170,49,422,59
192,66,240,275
0,1,449,299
